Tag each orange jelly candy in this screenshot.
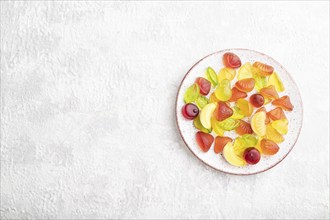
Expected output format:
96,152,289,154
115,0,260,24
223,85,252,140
214,136,232,154
253,62,274,76
260,139,279,155
267,107,287,121
235,120,253,135
235,78,255,92
255,107,270,124
272,96,294,111
228,87,247,102
196,131,214,152
260,85,279,100
213,101,233,121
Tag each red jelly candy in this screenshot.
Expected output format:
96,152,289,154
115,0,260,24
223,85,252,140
196,131,214,152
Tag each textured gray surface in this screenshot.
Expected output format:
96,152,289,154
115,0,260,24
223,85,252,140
0,2,329,219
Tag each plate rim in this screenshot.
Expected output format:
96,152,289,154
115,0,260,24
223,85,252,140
175,48,303,175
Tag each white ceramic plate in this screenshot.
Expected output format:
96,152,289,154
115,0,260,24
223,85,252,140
175,49,303,175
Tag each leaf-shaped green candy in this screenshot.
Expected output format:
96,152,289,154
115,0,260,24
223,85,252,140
254,73,268,91
217,118,239,131
233,135,258,156
206,67,219,87
184,83,200,103
195,96,209,109
240,134,258,147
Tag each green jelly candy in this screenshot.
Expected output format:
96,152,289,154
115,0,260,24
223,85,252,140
218,118,239,131
195,96,209,109
206,67,219,87
184,83,200,103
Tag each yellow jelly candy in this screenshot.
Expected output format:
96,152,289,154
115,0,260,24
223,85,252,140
251,111,267,136
268,72,285,92
230,106,245,119
218,67,236,82
223,142,246,166
237,62,253,80
215,79,232,101
211,117,225,136
237,99,253,117
255,137,262,153
209,92,219,103
194,115,212,133
271,119,288,135
266,124,284,143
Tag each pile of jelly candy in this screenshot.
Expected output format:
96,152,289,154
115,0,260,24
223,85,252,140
182,52,294,166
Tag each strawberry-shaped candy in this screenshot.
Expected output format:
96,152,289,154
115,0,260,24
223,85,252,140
213,101,233,121
196,131,214,152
